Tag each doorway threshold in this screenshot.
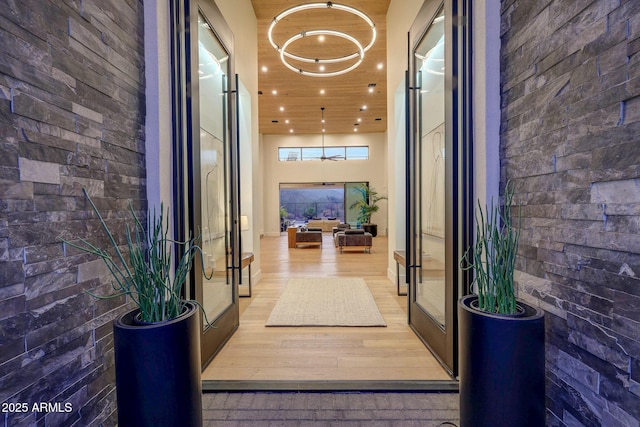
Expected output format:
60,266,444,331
202,379,459,392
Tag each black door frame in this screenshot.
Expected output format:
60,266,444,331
170,0,241,369
406,0,473,377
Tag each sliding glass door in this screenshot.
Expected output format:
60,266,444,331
407,0,472,376
345,182,368,226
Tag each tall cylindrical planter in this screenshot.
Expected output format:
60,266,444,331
113,301,202,427
458,295,545,427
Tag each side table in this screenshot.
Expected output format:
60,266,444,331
239,252,254,298
287,226,297,248
393,250,408,296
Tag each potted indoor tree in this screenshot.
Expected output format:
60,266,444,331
458,182,545,427
349,184,387,237
61,189,210,427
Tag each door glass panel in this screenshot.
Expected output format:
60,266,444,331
415,8,446,326
345,182,367,227
198,12,232,326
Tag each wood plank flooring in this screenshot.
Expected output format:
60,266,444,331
202,233,451,382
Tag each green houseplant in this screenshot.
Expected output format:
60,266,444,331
303,205,316,219
457,182,544,427
460,181,520,314
280,206,289,232
61,189,210,427
349,184,387,237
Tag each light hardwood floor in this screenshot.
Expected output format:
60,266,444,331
202,233,452,382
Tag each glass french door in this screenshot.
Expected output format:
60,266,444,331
172,0,241,367
345,182,368,226
407,0,472,376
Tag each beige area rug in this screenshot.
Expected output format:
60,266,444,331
266,277,387,327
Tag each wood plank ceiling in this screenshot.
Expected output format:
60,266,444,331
251,1,390,135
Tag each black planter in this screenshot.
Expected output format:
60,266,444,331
113,301,202,427
458,295,545,427
362,224,378,237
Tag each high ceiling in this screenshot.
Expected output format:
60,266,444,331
251,0,390,135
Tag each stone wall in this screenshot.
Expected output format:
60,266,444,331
0,1,145,425
501,0,640,425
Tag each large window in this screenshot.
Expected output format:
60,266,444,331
279,182,367,232
278,146,369,161
280,184,345,222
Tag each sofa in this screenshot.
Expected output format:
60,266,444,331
295,229,323,248
334,229,373,253
331,223,351,235
306,218,340,232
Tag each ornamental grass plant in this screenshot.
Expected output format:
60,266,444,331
62,189,210,323
461,182,521,315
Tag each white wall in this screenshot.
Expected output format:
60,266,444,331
262,133,388,236
473,0,501,206
386,0,425,281
144,2,172,211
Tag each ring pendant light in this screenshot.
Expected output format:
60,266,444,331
268,2,376,77
280,29,365,77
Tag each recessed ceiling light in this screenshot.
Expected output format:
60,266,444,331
377,63,384,70
320,89,325,95
289,129,294,133
368,87,374,93
272,89,277,95
357,118,362,122
261,65,268,72
354,128,358,132
318,35,325,42
285,119,290,124
319,65,325,72
361,105,367,110
280,106,285,111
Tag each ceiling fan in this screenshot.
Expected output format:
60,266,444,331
317,107,344,161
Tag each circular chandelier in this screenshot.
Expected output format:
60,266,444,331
268,2,377,77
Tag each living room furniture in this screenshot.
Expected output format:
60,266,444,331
334,229,373,253
239,252,254,298
393,250,407,296
295,229,323,248
331,223,351,235
287,226,298,248
307,218,340,232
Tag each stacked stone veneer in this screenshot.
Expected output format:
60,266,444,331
501,1,640,425
0,1,145,425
